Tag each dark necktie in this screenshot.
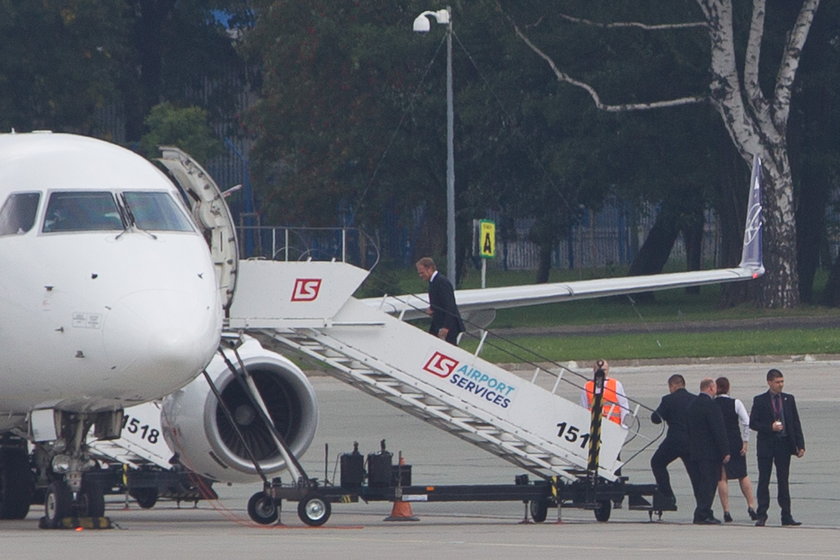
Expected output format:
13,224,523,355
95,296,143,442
773,394,782,420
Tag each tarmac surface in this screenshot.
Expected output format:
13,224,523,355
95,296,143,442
3,359,839,559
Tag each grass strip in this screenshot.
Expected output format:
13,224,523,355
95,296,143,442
463,327,840,364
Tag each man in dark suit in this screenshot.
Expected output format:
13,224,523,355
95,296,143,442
749,368,805,527
415,257,464,345
650,374,697,510
686,377,730,524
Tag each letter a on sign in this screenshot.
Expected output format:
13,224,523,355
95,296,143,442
480,220,495,258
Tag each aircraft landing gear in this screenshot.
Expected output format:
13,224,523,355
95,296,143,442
41,479,106,528
33,410,117,529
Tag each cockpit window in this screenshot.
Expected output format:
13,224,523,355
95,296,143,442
0,192,40,235
43,191,123,233
122,192,194,232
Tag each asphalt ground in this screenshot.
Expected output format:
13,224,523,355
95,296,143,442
2,359,838,559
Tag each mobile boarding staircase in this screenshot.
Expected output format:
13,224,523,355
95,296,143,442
86,403,215,508
228,259,665,522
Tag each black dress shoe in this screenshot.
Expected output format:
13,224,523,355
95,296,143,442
694,517,722,525
755,516,767,527
781,518,802,526
748,507,758,521
723,512,733,523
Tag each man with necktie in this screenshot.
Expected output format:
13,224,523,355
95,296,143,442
415,257,464,345
686,377,730,524
749,368,806,527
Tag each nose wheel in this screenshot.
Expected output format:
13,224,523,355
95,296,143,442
41,480,106,528
43,481,73,528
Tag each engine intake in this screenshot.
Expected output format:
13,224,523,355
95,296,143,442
161,337,319,483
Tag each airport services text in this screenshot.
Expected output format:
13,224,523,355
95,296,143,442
422,352,517,409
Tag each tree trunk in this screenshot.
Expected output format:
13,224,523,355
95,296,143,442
795,159,828,303
699,0,816,308
682,208,704,295
758,154,800,308
715,146,758,307
628,207,680,277
627,205,680,302
535,241,552,284
822,253,840,306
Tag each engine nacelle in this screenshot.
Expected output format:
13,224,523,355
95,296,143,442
160,337,319,483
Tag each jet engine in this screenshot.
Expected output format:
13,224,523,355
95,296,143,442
160,337,319,484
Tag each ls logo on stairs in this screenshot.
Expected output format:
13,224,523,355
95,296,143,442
423,351,458,378
291,278,322,301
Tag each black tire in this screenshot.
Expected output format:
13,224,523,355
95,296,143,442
529,499,549,523
247,491,279,525
80,483,106,518
297,494,331,527
130,488,159,509
44,481,72,527
594,499,612,522
0,448,34,520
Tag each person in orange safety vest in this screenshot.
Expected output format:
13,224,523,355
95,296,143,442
580,359,630,426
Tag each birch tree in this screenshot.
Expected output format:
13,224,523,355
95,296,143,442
500,0,822,308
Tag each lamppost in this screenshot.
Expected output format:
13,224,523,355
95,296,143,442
413,6,455,280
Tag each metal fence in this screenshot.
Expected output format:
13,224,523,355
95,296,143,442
235,202,723,274
236,226,380,270
490,204,722,271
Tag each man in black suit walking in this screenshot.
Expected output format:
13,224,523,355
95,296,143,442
415,257,464,345
749,368,805,527
650,374,697,510
686,377,730,524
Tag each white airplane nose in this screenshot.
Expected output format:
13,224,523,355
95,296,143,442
104,289,222,397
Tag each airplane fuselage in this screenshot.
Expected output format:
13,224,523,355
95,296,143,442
0,132,222,430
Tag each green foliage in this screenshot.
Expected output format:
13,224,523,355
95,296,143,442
242,1,443,229
0,1,129,133
466,327,840,364
240,1,752,275
0,1,249,140
139,103,222,162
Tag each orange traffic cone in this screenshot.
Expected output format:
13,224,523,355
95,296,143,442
384,457,419,522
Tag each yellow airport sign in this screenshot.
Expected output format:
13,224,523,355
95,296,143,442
479,220,495,258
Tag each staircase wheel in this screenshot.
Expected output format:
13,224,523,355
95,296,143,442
594,499,612,522
248,491,279,525
298,494,331,527
130,487,159,509
529,499,549,523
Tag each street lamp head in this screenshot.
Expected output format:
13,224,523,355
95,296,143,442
413,9,450,33
412,13,431,33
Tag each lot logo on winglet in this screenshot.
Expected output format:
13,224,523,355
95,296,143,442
291,278,322,301
423,351,458,378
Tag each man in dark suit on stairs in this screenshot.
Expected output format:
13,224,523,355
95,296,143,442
749,368,805,527
415,257,464,345
686,377,730,524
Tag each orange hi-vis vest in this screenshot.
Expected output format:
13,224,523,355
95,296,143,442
585,377,623,424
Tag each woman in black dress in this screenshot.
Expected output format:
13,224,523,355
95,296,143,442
714,376,758,522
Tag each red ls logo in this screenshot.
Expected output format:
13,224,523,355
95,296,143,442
291,278,322,301
423,352,458,378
